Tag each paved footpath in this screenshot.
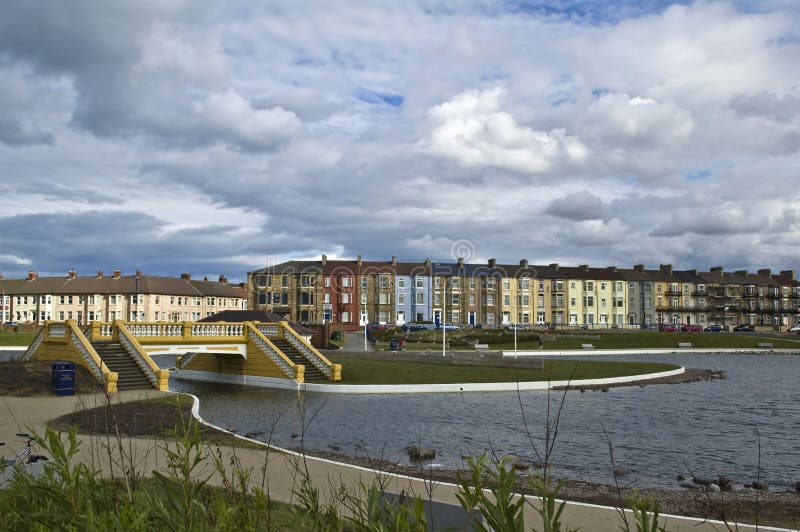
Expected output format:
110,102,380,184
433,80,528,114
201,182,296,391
0,392,790,531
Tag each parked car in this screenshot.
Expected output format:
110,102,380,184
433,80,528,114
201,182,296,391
658,324,677,332
789,324,800,333
733,324,755,332
402,323,427,332
704,325,723,332
438,323,460,331
504,324,525,331
366,323,389,333
680,324,702,332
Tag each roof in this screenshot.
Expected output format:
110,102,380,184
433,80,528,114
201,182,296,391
0,273,245,298
198,310,316,334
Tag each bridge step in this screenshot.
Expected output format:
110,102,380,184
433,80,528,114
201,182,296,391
92,341,153,390
269,338,328,381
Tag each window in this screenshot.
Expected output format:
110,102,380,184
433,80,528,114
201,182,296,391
59,311,65,320
398,293,405,305
256,274,268,288
434,277,441,289
601,298,607,307
324,293,331,304
503,294,510,306
485,294,494,306
379,311,389,323
341,311,350,323
379,293,390,305
361,276,368,289
452,294,459,305
434,294,440,305
416,277,425,289
281,275,289,287
451,310,460,323
570,297,576,306
519,278,529,290
487,314,494,324
59,296,65,304
469,278,475,289
537,311,546,324
397,277,405,288
503,280,510,289
415,292,424,305
600,282,606,290
379,275,390,289
68,296,73,304
361,294,367,304
342,276,350,287
88,295,94,304
340,293,350,304
469,294,475,306
451,278,459,289
538,280,544,291
324,277,331,287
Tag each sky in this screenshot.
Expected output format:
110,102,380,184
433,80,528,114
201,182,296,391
1,0,799,282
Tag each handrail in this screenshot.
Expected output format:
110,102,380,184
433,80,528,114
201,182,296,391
66,321,113,383
190,322,244,337
281,322,339,380
127,323,183,337
245,322,296,378
21,327,45,361
255,323,280,336
116,322,166,390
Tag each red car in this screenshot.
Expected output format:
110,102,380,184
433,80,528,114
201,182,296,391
681,324,702,332
658,324,677,332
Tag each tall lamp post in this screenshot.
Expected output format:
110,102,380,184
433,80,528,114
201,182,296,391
442,277,446,357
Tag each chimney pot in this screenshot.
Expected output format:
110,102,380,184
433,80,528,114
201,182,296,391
180,272,191,281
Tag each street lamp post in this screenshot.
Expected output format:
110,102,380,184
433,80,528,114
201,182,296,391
442,278,446,357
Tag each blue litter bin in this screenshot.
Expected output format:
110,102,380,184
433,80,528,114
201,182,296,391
52,361,75,396
389,339,399,352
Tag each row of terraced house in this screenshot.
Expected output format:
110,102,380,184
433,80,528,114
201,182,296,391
247,256,800,330
0,269,247,325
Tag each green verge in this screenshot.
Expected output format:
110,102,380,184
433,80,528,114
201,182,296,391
328,358,680,385
0,331,36,346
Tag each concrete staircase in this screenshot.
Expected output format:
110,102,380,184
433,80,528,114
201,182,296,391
92,341,153,390
269,338,327,381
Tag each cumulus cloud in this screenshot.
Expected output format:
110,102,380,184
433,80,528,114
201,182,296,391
420,87,587,174
545,191,610,221
200,89,303,151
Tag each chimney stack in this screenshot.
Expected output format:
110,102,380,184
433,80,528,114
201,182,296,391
180,272,191,281
28,271,38,281
735,270,748,277
579,264,589,272
457,257,464,268
0,273,3,280
68,270,77,279
357,255,362,266
321,254,327,266
113,270,121,279
633,264,645,272
780,269,796,280
219,275,227,284
607,266,617,272
688,269,698,276
520,259,528,267
203,276,208,281
135,269,142,278
549,263,559,271
97,270,103,278
659,264,673,275
391,255,397,267
710,266,724,275
425,257,431,268
488,258,496,268
758,268,772,277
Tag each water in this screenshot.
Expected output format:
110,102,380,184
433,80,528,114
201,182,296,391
168,353,800,490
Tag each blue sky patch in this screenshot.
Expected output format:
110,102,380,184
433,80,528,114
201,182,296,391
685,168,712,182
356,88,404,108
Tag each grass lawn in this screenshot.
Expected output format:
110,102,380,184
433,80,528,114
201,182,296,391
492,331,800,350
0,331,36,346
328,358,680,385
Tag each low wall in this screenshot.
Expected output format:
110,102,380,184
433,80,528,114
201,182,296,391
327,349,545,369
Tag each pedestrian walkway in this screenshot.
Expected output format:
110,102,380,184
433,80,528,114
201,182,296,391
0,392,785,531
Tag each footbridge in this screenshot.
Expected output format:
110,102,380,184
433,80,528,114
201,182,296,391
23,320,342,392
